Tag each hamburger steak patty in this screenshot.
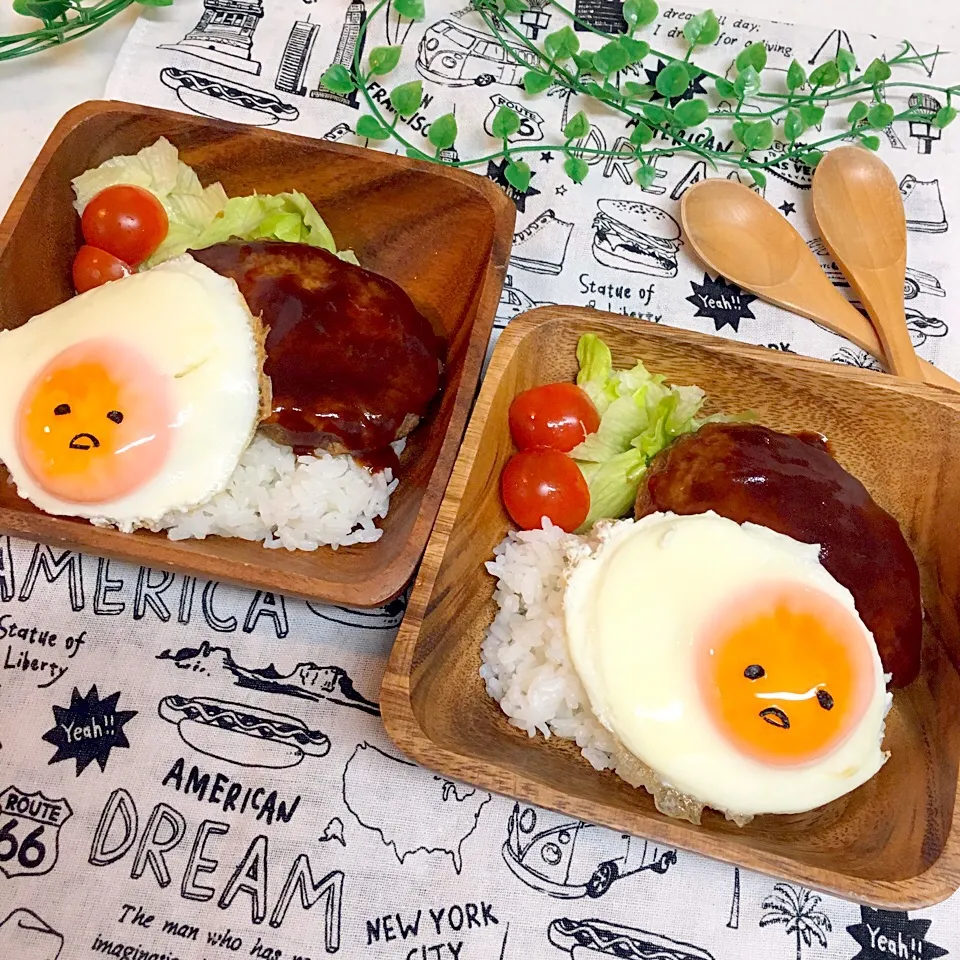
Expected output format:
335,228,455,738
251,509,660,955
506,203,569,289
191,241,444,456
635,422,922,687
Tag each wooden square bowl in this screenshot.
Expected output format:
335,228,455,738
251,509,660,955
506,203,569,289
0,101,514,607
382,305,960,907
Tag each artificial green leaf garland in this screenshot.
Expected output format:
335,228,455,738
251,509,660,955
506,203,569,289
320,0,958,187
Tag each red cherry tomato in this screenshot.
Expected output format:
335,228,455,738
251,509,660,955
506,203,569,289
501,449,590,532
508,382,600,453
81,184,168,266
72,245,132,294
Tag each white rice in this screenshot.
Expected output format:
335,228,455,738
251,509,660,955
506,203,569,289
480,521,618,771
150,431,399,550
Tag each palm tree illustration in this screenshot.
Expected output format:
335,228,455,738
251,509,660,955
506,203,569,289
759,884,832,960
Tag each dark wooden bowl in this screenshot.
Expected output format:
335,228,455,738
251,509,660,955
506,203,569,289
0,101,515,607
382,305,960,908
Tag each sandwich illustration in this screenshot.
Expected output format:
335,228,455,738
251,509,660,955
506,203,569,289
591,200,682,278
158,695,330,768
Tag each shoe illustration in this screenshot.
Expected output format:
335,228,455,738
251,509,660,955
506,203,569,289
899,175,948,234
509,210,574,275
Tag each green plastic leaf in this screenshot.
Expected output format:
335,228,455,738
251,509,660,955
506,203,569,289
862,57,892,85
714,77,736,99
505,160,531,193
406,147,429,160
356,114,392,140
623,81,654,99
847,101,869,124
750,169,767,189
492,105,522,139
783,107,806,141
428,113,458,151
798,103,825,127
563,110,590,140
619,37,650,64
732,120,747,144
594,39,630,76
809,59,840,87
321,64,356,95
582,80,606,99
629,121,654,146
786,59,806,91
635,164,658,188
733,65,761,99
836,48,857,75
861,134,881,151
683,9,720,48
393,0,425,19
544,25,579,61
12,0,70,18
672,98,709,128
641,102,670,125
523,70,553,94
503,0,529,11
800,149,824,168
390,80,423,117
137,0,174,7
735,41,767,73
934,105,958,128
564,156,590,184
572,51,595,73
738,118,774,151
655,61,690,99
623,0,659,29
368,45,402,76
867,102,895,129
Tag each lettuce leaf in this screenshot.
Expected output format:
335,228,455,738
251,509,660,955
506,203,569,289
71,138,354,268
569,334,729,528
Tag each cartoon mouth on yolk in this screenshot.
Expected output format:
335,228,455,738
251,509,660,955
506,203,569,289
697,582,877,766
15,338,174,505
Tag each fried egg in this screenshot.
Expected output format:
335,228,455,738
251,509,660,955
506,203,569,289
563,511,890,817
0,256,265,530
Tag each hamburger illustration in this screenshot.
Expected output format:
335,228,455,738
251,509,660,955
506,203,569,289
591,199,682,278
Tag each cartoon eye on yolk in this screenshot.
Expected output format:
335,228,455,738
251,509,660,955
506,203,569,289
697,582,876,766
15,337,174,505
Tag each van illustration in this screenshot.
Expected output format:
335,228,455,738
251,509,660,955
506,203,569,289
417,19,539,88
502,803,677,899
807,237,945,300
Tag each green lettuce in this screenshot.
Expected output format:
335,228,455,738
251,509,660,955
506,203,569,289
570,334,735,531
71,137,355,267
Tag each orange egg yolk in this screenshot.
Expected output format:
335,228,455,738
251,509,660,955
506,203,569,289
16,338,174,505
696,582,876,766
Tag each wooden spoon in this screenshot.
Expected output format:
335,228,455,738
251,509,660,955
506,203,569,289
812,145,922,382
680,179,957,391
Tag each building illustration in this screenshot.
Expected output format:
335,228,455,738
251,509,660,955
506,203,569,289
572,0,627,33
276,20,320,96
311,1,366,108
160,0,265,76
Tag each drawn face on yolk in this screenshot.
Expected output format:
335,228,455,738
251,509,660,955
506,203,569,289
15,338,174,505
697,582,876,766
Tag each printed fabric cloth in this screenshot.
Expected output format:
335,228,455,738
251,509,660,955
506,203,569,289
0,2,958,960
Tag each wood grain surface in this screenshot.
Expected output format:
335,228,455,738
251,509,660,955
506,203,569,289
382,305,960,908
0,100,515,607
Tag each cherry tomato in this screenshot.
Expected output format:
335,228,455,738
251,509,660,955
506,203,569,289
508,382,600,453
501,449,590,532
72,245,132,294
81,184,168,266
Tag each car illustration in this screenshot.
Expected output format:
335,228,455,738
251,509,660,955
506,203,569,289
502,802,677,899
807,237,945,300
417,19,539,88
496,275,553,328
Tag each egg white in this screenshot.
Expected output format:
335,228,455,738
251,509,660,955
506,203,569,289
0,256,263,530
563,511,890,817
